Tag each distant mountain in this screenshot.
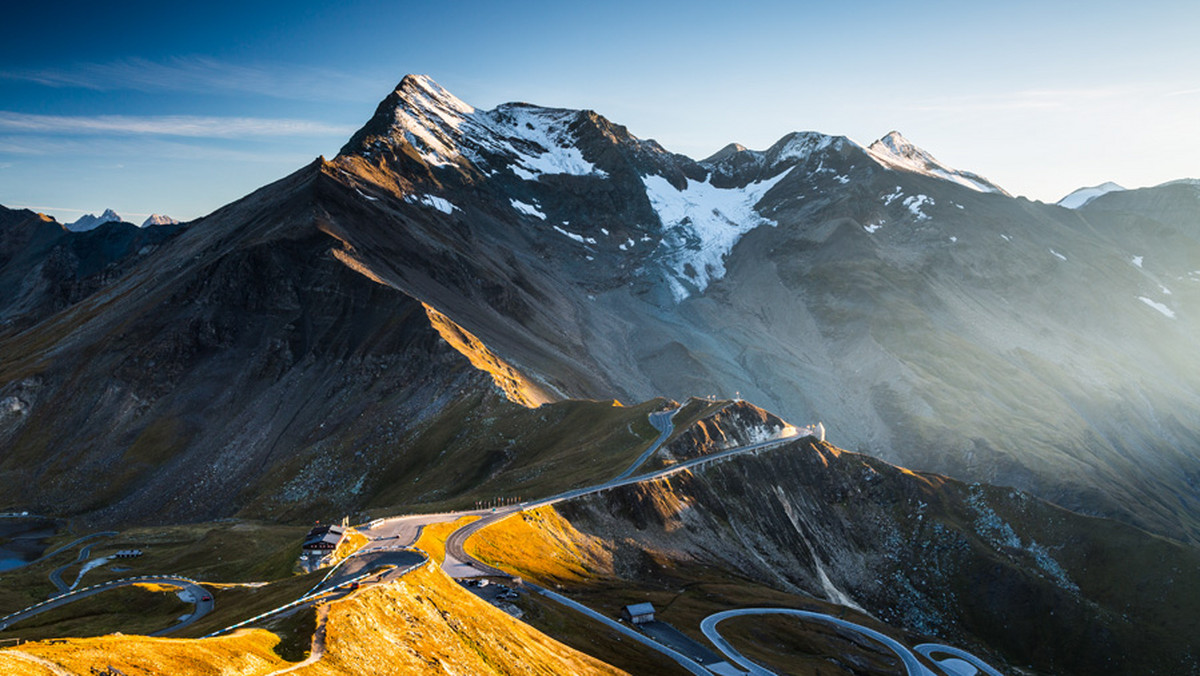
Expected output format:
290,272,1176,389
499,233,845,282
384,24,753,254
0,204,182,333
141,214,179,227
66,208,123,232
1,75,1199,549
1057,181,1125,208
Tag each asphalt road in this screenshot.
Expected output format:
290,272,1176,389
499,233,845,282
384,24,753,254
0,576,212,636
12,531,117,575
531,585,711,676
442,421,807,573
312,549,426,594
915,644,1006,676
612,406,680,481
700,608,1005,676
48,545,91,593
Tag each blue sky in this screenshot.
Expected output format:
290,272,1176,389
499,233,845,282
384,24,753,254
2,0,1197,222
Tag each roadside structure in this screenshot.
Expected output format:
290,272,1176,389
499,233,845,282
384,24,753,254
299,523,346,572
622,602,655,625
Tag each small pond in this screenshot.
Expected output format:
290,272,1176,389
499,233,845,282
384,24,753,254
0,518,59,571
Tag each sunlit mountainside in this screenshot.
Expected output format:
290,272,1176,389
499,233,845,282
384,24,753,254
1,75,1198,675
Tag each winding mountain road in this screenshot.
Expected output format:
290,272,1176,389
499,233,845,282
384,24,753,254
0,576,212,637
434,410,1006,676
612,406,680,481
2,408,1005,676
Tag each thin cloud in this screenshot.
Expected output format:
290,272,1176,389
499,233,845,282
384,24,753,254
909,87,1136,114
0,112,354,139
0,56,379,101
0,135,321,164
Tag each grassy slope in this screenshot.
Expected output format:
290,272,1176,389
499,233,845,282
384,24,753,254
292,562,624,675
0,628,289,675
466,504,918,676
2,563,627,675
359,396,665,515
414,515,480,564
0,584,190,641
0,521,307,617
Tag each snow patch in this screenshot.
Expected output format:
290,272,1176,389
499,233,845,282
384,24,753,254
882,187,903,205
1056,181,1125,209
1138,296,1176,318
643,169,791,301
1132,255,1143,268
405,193,457,214
863,220,883,234
553,225,596,245
510,199,546,220
1000,234,1011,242
1050,249,1067,261
903,194,933,220
355,188,379,202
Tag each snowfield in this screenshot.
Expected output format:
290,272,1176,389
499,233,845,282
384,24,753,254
643,169,792,301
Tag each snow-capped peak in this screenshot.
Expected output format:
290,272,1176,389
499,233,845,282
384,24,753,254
67,208,122,232
1056,182,1125,209
702,131,850,180
142,214,179,227
866,131,1007,195
348,74,606,180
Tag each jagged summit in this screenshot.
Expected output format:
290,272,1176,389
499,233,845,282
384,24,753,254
866,130,1007,195
339,74,614,182
67,208,122,232
343,75,1015,203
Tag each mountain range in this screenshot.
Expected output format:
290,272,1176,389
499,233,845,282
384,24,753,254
1,73,1199,675
2,74,1199,543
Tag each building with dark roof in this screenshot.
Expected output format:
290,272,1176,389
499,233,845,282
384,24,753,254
622,602,655,625
302,524,346,554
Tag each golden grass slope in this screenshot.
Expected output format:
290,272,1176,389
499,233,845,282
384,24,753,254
414,515,480,564
422,302,556,408
1,556,623,675
0,629,288,675
291,561,624,676
466,506,615,585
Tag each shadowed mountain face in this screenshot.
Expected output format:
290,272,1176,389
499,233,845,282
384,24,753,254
323,76,1200,540
0,76,1198,543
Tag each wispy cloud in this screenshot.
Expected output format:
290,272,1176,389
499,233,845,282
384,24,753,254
908,87,1137,114
0,135,322,164
1166,87,1200,97
0,112,354,139
0,56,379,101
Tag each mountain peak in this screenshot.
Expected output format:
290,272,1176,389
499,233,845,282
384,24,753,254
393,74,474,115
67,208,122,232
872,130,917,155
340,75,616,182
142,214,179,227
1056,182,1125,209
866,131,1007,195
